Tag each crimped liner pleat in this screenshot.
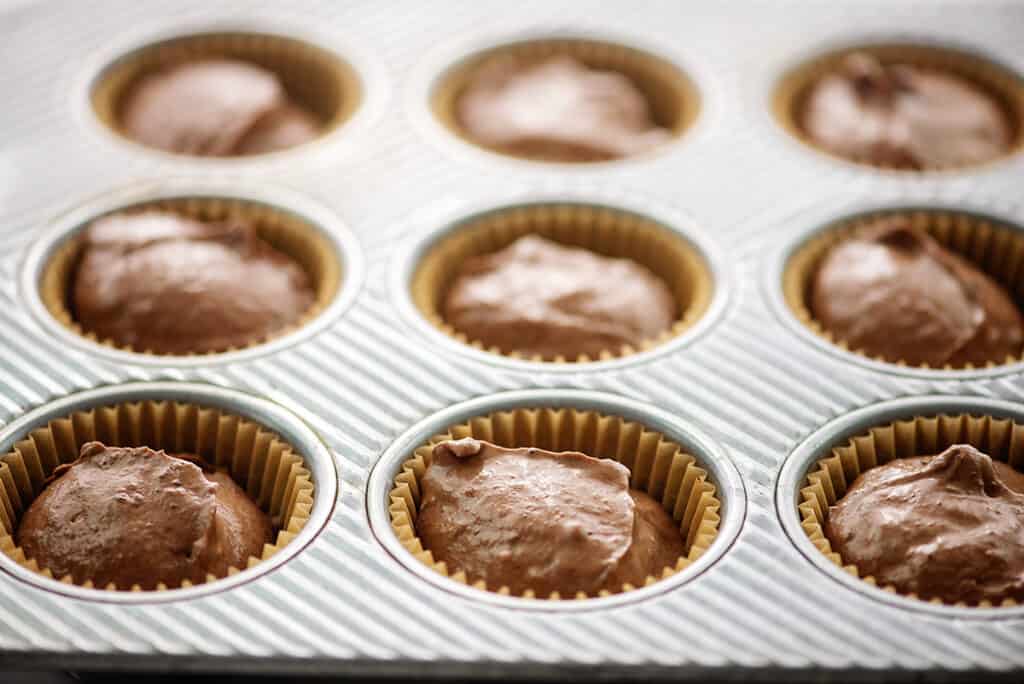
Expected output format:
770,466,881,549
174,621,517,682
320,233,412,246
92,31,362,152
41,196,342,356
412,203,714,363
799,412,1024,607
0,399,314,591
774,43,1024,171
784,208,1024,369
388,407,721,600
432,38,700,161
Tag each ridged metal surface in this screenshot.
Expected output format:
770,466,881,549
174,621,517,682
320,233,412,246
1,0,1023,679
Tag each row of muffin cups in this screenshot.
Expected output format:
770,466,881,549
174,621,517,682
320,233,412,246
5,185,1024,610
80,26,1024,171
4,378,1024,618
22,180,1024,376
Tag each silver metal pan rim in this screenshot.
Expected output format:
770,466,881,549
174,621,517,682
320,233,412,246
392,189,732,373
776,394,1024,620
366,388,747,612
0,381,338,604
766,198,1024,381
19,178,366,368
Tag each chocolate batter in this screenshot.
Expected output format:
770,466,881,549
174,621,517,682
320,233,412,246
443,235,676,360
121,59,319,156
416,438,685,596
455,55,671,162
800,52,1012,170
810,219,1024,367
17,442,272,590
825,444,1024,605
72,211,315,355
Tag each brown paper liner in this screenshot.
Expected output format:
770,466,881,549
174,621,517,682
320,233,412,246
388,407,721,599
412,203,714,363
784,208,1024,370
41,195,342,356
432,38,700,162
92,31,362,156
774,43,1024,171
799,412,1024,607
0,399,314,591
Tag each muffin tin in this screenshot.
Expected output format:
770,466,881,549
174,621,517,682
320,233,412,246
3,0,1024,680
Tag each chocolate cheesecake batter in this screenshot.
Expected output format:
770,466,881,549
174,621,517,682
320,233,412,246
72,211,315,355
825,444,1024,605
443,235,676,360
17,442,272,590
121,59,319,156
416,438,685,596
800,52,1012,170
455,55,671,162
810,219,1024,367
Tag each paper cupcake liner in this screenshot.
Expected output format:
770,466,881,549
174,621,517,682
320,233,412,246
41,195,342,356
0,398,314,591
432,37,700,162
798,412,1024,608
412,202,714,363
388,406,721,599
784,208,1024,370
91,31,362,155
774,42,1024,171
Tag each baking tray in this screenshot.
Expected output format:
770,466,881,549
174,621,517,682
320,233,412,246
1,0,1023,680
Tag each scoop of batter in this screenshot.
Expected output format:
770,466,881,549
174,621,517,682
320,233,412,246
801,52,1012,170
810,219,1024,367
443,235,676,360
456,55,671,161
73,211,315,355
121,59,319,156
17,442,272,590
826,444,1024,604
416,438,685,596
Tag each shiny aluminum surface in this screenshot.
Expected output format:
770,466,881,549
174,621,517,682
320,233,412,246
1,0,1023,679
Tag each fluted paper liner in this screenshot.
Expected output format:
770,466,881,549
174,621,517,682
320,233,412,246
92,31,362,156
774,43,1024,171
784,208,1024,370
413,203,714,363
432,37,700,162
41,195,342,356
0,398,314,591
388,407,721,599
799,412,1024,607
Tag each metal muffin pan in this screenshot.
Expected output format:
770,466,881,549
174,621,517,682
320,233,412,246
2,0,1024,680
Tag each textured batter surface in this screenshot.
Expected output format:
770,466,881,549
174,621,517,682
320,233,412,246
73,211,315,354
417,438,684,596
826,445,1024,605
17,442,271,590
443,235,676,360
810,218,1024,367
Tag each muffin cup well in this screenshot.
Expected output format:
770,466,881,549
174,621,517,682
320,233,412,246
0,398,314,592
411,202,714,363
783,208,1024,370
41,194,342,357
798,411,1024,608
91,30,362,157
773,42,1024,171
388,406,721,600
431,37,700,162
